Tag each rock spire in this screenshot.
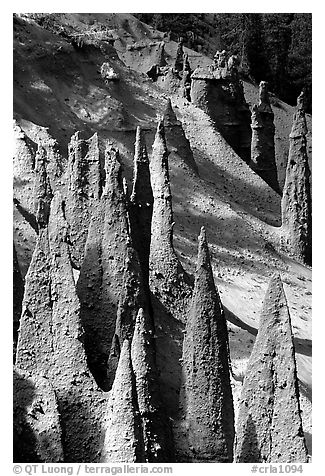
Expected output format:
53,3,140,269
281,93,312,265
131,308,174,462
250,81,280,192
33,145,53,229
235,273,308,463
149,119,192,324
65,131,101,268
129,126,153,290
77,143,144,390
178,227,234,462
16,191,105,462
101,340,143,463
163,99,198,174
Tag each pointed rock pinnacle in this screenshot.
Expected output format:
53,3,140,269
101,340,143,463
106,243,146,389
163,99,198,174
131,308,174,462
77,142,142,390
65,131,101,268
15,227,52,374
130,126,153,204
258,80,272,113
235,273,308,463
149,119,192,324
34,145,53,229
174,39,184,72
179,226,234,462
281,97,311,265
16,191,105,462
250,81,279,192
129,127,153,291
163,98,179,127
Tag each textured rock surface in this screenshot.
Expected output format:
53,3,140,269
163,98,198,174
13,243,24,360
149,120,192,324
178,227,234,462
101,340,142,463
281,94,312,265
13,368,64,463
77,143,142,390
131,308,174,462
33,145,53,230
107,242,145,388
181,53,192,101
174,39,184,73
16,192,106,462
191,55,251,162
65,132,102,268
13,121,37,216
129,126,153,291
235,273,308,463
250,81,280,192
48,193,105,462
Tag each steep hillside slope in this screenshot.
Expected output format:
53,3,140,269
13,13,312,460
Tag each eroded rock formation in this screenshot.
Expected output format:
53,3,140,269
191,51,251,162
65,131,102,268
129,126,153,290
281,93,312,265
13,243,24,360
33,145,53,230
131,308,174,462
13,369,64,463
181,53,192,101
77,143,143,390
235,273,308,463
149,119,192,324
250,81,280,192
16,192,105,462
163,98,198,174
101,340,142,463
178,227,234,462
174,38,184,73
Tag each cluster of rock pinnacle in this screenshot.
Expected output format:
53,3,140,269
14,40,311,463
157,43,311,265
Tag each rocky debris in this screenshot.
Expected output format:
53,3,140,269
64,131,102,268
13,243,24,361
235,273,308,463
13,368,64,463
16,192,105,462
77,143,143,390
281,93,312,265
131,308,174,462
178,227,234,462
129,126,153,291
33,145,53,230
250,81,280,192
163,98,198,175
101,340,143,463
149,119,192,324
101,62,119,82
191,51,251,162
174,38,184,73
